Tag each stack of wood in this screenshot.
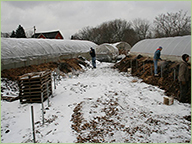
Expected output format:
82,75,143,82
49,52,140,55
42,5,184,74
18,70,52,104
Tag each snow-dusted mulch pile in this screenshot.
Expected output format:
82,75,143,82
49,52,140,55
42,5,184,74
1,62,191,143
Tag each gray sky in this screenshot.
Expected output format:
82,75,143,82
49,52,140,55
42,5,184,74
1,1,191,39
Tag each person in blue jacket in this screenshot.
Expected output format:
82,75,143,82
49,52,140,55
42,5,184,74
153,46,163,76
89,47,96,68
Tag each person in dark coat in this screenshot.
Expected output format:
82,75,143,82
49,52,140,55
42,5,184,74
89,47,96,68
153,46,163,76
178,54,190,103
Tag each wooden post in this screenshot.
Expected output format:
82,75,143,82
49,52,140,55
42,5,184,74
31,106,36,143
143,61,145,72
174,68,176,81
28,76,31,102
130,59,132,74
53,72,57,89
56,67,61,81
41,92,44,125
46,83,50,107
161,65,163,78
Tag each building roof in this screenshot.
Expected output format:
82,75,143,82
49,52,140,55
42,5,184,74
32,31,63,39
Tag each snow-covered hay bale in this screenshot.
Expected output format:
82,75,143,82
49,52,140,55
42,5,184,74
1,38,98,70
95,43,119,62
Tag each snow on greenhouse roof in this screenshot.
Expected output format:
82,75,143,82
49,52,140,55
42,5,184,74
1,38,98,60
130,35,191,57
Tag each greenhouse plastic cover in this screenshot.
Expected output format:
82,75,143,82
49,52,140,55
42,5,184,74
1,38,98,64
113,42,132,50
96,43,119,59
130,35,191,57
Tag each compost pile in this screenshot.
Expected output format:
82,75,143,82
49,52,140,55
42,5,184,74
1,57,89,101
1,58,88,81
113,55,191,104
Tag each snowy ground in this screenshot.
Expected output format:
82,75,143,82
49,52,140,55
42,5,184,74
1,62,191,143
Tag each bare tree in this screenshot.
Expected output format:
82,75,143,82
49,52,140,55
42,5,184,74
122,28,138,46
71,19,138,46
110,19,132,42
132,18,151,40
153,10,191,38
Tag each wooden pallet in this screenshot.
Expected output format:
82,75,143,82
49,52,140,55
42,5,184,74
18,70,52,104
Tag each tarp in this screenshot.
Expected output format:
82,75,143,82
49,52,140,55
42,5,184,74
130,36,191,59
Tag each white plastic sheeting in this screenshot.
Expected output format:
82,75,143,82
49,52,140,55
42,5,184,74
1,38,98,69
95,43,119,62
113,42,131,54
130,35,191,61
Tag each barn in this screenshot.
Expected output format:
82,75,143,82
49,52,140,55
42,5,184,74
130,35,191,62
1,38,98,70
32,31,64,39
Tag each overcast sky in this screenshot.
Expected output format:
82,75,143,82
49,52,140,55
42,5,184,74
1,1,191,39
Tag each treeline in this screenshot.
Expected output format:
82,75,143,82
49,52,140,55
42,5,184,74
10,25,27,38
1,25,27,38
71,10,191,46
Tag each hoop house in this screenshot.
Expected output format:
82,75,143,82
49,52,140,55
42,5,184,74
95,43,119,62
130,35,191,62
1,38,98,70
113,42,131,55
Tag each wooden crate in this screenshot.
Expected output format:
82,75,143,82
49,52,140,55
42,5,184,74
163,96,174,105
18,70,52,104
